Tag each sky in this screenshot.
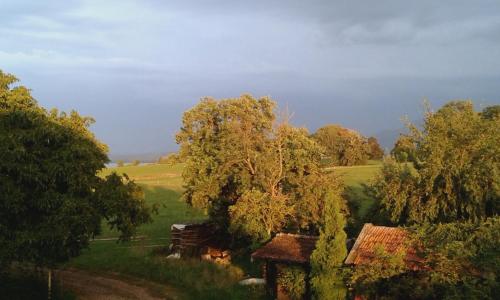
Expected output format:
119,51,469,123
1,0,500,155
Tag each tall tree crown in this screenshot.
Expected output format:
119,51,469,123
372,100,499,224
176,95,345,242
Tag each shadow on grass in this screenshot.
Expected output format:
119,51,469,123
344,184,376,237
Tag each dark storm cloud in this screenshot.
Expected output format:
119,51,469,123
1,0,499,154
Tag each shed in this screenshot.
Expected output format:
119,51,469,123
251,233,318,299
345,223,423,270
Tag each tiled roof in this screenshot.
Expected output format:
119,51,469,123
251,233,318,264
345,223,422,267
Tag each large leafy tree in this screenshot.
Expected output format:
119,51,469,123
367,136,384,160
371,101,499,225
176,95,344,242
312,124,370,166
0,70,153,269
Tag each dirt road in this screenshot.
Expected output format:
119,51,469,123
55,268,180,300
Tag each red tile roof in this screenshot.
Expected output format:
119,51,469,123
251,233,318,264
345,223,422,267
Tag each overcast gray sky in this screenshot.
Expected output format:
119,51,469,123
1,0,499,154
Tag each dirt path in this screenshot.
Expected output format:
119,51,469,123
55,268,180,300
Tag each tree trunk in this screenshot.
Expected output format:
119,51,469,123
47,269,52,300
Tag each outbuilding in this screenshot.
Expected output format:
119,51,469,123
251,233,318,300
345,223,425,300
345,223,422,269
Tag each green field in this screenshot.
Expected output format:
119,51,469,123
68,163,262,299
333,162,382,235
65,162,381,299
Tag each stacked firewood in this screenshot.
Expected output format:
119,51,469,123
201,246,231,265
170,222,215,257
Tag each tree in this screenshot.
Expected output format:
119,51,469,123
277,266,307,300
157,153,181,164
116,160,125,167
131,159,140,166
371,101,499,225
391,134,416,163
367,136,384,160
310,189,348,300
369,157,421,225
0,70,153,274
176,95,344,242
350,245,408,298
414,217,500,299
481,105,500,120
312,124,370,166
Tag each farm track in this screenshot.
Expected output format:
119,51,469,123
55,268,181,300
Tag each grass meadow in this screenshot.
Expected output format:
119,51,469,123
333,161,382,235
64,161,382,299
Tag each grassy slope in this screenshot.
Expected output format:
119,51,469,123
333,161,382,236
335,162,381,215
67,162,381,299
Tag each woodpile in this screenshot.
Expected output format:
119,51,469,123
201,246,231,265
170,222,216,257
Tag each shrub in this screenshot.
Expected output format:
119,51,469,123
277,266,306,300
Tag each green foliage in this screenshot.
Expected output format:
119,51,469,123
131,159,141,166
95,173,155,241
277,266,306,300
416,217,500,289
391,135,416,163
352,218,500,300
228,189,293,242
372,101,499,225
176,95,343,242
481,105,500,120
310,190,348,300
350,245,407,296
363,101,499,298
0,70,153,268
368,158,421,225
313,124,370,166
157,153,182,164
116,160,125,167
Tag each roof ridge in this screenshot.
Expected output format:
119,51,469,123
345,223,372,264
370,225,405,230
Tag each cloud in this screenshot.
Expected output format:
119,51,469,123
0,0,499,154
